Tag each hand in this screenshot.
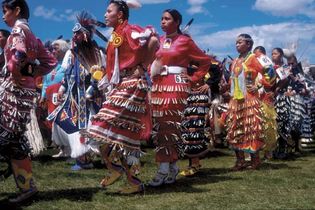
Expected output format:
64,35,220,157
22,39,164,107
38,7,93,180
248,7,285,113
131,65,145,78
20,63,34,76
57,91,64,102
219,83,230,93
90,65,101,74
180,72,192,82
195,84,209,94
285,90,296,96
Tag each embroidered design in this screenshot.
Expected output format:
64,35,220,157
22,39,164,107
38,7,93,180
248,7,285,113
60,110,69,121
163,38,172,49
111,32,123,48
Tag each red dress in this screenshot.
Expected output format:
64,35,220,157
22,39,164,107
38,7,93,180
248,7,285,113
151,34,211,162
0,19,57,133
88,21,152,156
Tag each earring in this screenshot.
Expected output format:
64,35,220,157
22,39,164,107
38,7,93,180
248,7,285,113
118,18,123,24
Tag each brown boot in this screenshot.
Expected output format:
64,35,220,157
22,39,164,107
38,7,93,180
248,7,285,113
119,183,144,194
249,152,261,170
100,170,123,187
231,150,247,171
99,144,124,187
120,160,143,194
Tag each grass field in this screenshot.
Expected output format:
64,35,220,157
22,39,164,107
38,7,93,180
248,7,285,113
1,148,315,210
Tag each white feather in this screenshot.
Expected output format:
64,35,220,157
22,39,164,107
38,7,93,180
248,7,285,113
126,0,142,8
283,48,294,59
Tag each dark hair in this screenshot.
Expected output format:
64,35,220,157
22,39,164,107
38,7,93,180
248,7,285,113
287,54,297,64
238,33,254,50
2,0,29,20
110,0,129,20
164,9,182,34
272,47,284,57
0,29,10,38
253,46,266,55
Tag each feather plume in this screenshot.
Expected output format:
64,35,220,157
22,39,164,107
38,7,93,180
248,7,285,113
76,11,96,33
182,18,194,34
126,0,142,8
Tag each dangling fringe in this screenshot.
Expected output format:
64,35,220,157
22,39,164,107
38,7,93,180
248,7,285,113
151,97,187,105
106,97,146,113
25,109,45,156
151,84,190,93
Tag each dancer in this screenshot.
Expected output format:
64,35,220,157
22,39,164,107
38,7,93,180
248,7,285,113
48,11,106,170
226,34,274,171
87,0,158,194
180,58,222,176
254,47,278,160
299,65,315,151
273,50,305,158
0,28,11,180
149,9,212,185
0,0,57,203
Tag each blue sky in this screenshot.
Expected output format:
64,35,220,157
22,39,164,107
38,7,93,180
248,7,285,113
0,0,314,64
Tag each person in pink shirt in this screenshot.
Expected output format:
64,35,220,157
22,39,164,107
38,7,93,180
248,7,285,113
0,0,57,203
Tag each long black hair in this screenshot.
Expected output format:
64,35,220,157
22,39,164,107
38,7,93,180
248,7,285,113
164,9,182,34
2,0,29,20
109,0,129,20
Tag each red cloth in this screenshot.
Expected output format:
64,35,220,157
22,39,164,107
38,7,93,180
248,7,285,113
45,83,61,114
106,21,148,80
151,34,212,162
89,21,152,154
4,21,57,89
155,34,211,82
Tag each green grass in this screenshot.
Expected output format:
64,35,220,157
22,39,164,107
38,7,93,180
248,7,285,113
1,149,315,210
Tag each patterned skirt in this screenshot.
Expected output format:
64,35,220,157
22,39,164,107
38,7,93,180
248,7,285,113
0,79,36,159
226,97,266,153
275,94,305,144
88,75,150,158
299,96,315,151
181,91,210,158
151,74,189,162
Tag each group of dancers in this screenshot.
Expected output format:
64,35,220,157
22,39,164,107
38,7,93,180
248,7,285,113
0,0,314,204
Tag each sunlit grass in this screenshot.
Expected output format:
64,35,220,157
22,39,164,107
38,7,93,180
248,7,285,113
1,148,315,210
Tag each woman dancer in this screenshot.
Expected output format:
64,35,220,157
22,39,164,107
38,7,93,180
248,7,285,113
226,34,274,171
149,9,212,185
87,0,158,194
0,0,57,203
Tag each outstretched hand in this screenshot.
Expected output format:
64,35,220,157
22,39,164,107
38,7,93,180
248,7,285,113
195,84,209,94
